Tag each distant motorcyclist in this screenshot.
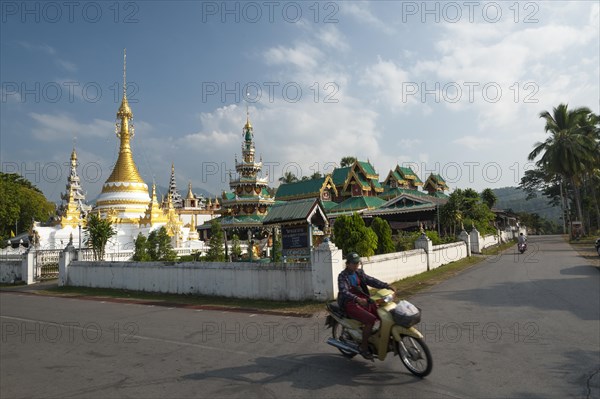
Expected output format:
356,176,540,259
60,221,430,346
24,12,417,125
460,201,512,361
518,233,527,245
337,252,395,359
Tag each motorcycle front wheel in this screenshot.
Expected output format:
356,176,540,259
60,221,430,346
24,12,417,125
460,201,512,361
331,321,357,358
397,335,432,377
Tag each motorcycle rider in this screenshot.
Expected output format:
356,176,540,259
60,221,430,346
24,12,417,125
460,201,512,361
518,232,527,247
337,252,395,359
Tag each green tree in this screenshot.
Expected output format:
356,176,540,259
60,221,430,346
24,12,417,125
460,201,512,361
370,217,395,254
231,233,242,260
440,189,496,236
481,188,498,209
310,171,323,179
333,213,378,257
279,172,298,184
340,156,357,168
0,173,55,242
206,219,225,261
85,214,116,261
529,104,596,234
132,233,151,261
148,227,177,261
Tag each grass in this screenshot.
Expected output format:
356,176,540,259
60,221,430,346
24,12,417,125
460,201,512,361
3,241,517,315
567,236,600,268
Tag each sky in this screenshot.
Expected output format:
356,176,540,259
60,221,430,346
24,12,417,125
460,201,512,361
1,1,599,204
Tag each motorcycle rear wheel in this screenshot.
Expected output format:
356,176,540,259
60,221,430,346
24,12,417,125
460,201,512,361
397,335,432,377
331,321,357,358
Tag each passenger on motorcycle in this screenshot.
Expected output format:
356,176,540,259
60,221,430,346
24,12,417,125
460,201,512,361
518,232,527,245
338,252,395,359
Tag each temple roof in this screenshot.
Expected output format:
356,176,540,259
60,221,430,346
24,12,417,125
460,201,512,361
329,196,386,214
262,198,326,225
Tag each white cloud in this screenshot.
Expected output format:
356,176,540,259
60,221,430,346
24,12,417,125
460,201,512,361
361,57,430,113
55,59,77,72
453,135,494,151
30,113,115,141
317,25,350,52
17,41,56,55
340,2,395,35
263,43,322,70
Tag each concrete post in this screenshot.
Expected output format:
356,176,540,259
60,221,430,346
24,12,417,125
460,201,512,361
414,233,433,270
59,247,75,287
458,229,471,257
21,249,35,285
311,238,343,301
470,228,481,254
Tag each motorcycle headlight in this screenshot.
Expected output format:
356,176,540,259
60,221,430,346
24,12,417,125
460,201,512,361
382,294,394,303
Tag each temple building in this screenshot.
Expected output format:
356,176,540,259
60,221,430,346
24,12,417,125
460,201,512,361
216,113,275,231
32,147,92,249
275,160,450,232
58,148,92,228
32,51,213,253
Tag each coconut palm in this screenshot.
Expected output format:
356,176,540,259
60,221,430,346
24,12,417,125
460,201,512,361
528,104,595,233
278,172,298,184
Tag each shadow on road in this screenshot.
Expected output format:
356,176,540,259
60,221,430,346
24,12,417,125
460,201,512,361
438,272,599,321
560,265,600,276
181,353,423,390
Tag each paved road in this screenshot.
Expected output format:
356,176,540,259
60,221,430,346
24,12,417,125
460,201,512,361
1,235,598,398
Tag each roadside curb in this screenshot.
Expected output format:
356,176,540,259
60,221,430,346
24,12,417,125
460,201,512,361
0,287,315,318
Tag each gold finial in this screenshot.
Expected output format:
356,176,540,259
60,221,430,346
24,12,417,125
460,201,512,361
117,48,132,120
186,181,194,200
104,49,144,185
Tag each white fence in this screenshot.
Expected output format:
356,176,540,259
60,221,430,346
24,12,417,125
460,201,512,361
362,249,428,282
59,237,473,301
64,261,313,301
430,242,469,269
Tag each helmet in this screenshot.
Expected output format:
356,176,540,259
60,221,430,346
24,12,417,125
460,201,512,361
346,252,361,264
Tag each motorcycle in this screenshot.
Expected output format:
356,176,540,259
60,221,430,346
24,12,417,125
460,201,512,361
325,288,433,378
518,242,527,253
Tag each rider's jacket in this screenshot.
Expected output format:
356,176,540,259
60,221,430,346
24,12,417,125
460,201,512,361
337,268,389,309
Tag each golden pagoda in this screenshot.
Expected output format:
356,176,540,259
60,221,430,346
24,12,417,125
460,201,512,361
94,49,150,221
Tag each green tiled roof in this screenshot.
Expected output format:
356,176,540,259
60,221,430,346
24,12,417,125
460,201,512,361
331,167,351,186
262,198,322,224
433,174,446,184
398,167,423,183
275,178,325,199
322,200,338,210
219,214,265,225
222,192,236,200
358,161,377,177
380,187,430,199
355,174,370,188
331,196,386,213
371,179,383,189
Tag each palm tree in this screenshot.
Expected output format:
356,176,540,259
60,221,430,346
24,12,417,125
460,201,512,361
278,172,298,184
528,104,595,234
340,156,357,168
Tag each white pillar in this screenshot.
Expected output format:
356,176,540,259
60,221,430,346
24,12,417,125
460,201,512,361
470,228,481,254
21,250,35,285
310,238,343,301
458,229,471,257
414,233,433,271
59,248,75,287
